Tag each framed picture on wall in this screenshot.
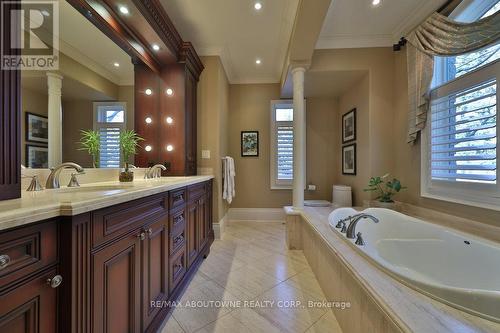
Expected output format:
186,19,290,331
342,144,356,175
342,108,356,143
26,112,48,143
241,131,259,157
26,144,49,168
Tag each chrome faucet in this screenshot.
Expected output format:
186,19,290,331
346,214,379,239
46,162,85,189
145,164,166,179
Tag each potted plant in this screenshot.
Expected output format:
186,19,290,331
119,130,144,182
78,130,100,168
364,174,406,209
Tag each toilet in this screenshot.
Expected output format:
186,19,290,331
332,185,352,207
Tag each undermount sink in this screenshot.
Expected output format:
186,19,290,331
53,184,134,193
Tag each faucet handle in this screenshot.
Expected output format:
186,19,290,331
340,223,347,233
68,173,82,187
26,175,44,192
355,232,365,246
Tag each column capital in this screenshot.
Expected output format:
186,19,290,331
291,66,307,75
46,72,63,81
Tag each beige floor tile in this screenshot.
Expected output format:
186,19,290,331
211,265,281,300
305,311,343,333
284,269,327,300
247,252,309,281
197,308,282,333
172,280,240,333
161,315,185,333
199,251,246,279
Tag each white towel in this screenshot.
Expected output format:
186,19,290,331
223,157,236,204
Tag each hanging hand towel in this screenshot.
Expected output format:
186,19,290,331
223,157,236,204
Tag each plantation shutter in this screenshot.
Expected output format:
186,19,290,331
93,102,126,168
99,127,121,168
277,125,293,180
429,78,497,183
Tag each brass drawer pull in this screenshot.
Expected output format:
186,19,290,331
137,231,146,241
0,254,10,269
47,274,63,288
147,228,153,235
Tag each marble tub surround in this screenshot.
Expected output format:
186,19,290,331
285,206,500,333
0,175,213,231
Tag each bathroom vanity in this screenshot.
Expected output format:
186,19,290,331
0,176,213,333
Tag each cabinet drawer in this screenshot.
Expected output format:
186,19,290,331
169,248,186,291
0,268,58,333
169,207,186,232
170,227,186,256
0,221,58,288
169,188,186,210
188,183,206,202
92,193,168,248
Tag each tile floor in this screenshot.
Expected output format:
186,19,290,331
161,221,343,333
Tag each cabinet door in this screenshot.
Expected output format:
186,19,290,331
186,202,198,267
142,217,169,330
197,195,208,250
92,233,141,333
0,269,58,333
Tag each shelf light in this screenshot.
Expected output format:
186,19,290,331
166,145,174,152
145,117,152,124
166,117,173,124
145,145,152,152
145,88,153,95
166,88,174,96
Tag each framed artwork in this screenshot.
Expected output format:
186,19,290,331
26,112,48,143
342,108,356,143
342,144,356,175
26,144,49,168
241,131,259,157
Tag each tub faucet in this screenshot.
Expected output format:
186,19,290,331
145,164,166,179
46,162,85,189
346,214,379,239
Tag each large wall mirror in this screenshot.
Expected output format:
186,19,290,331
21,0,134,169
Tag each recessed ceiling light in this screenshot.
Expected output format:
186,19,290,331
145,88,152,95
119,6,129,14
254,2,262,10
145,145,152,152
145,117,152,124
152,44,160,51
166,88,174,96
255,59,262,65
41,10,50,17
166,117,173,124
166,145,174,152
372,0,381,6
113,62,120,67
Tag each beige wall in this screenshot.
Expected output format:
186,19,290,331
228,84,293,208
21,88,48,165
62,100,94,167
197,57,230,222
337,75,370,205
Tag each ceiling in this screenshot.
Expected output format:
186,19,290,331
22,74,113,101
159,0,299,84
316,0,447,49
305,70,367,98
58,0,134,85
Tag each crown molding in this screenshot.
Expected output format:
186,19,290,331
391,0,444,42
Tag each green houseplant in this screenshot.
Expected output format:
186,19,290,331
119,130,144,182
78,130,100,168
364,174,406,205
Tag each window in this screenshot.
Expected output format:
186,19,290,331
93,102,127,168
270,101,294,189
422,0,500,210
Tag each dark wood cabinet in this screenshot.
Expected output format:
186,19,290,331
186,201,199,267
0,268,59,333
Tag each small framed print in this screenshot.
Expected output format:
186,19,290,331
26,112,48,143
26,144,49,168
241,131,259,157
342,108,356,143
342,144,356,175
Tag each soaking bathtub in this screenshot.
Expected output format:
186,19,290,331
328,207,500,323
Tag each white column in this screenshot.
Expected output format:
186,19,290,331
292,67,306,208
47,73,63,167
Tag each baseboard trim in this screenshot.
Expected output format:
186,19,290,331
227,208,286,223
213,214,227,239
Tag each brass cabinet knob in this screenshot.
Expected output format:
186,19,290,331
0,254,10,269
47,274,63,288
137,232,146,241
147,228,153,235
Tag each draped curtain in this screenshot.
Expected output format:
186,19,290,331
406,10,500,144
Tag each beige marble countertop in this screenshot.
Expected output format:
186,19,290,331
0,176,213,231
285,206,500,333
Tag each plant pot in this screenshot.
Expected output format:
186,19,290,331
119,171,134,182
